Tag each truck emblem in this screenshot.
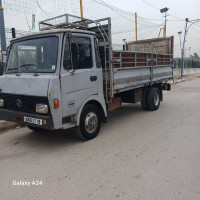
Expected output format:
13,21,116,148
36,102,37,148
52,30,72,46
16,99,22,107
68,100,75,108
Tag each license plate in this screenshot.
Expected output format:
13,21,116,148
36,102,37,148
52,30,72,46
24,116,42,125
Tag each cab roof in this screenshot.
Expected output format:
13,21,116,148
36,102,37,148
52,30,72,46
10,28,96,43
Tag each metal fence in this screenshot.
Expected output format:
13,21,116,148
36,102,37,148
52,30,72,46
174,58,200,69
0,62,2,75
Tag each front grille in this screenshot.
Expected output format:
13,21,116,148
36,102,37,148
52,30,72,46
0,93,51,115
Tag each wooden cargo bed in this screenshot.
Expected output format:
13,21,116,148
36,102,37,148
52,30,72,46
102,50,173,98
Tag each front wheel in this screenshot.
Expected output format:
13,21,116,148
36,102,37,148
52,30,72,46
76,104,102,140
141,88,149,110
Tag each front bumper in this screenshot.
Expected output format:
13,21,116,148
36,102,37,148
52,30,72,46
0,109,54,130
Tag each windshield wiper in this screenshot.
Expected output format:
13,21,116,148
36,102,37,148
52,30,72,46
19,64,36,68
7,64,35,72
18,64,36,73
19,64,36,72
16,73,21,76
33,71,39,77
7,68,18,71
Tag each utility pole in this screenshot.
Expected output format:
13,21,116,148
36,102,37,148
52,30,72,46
0,0,7,72
80,0,83,20
123,39,126,51
164,12,167,37
179,18,200,77
135,12,138,41
160,7,169,37
178,31,182,49
181,18,189,77
178,31,182,70
189,47,191,57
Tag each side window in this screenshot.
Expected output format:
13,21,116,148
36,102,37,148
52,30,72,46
63,37,72,70
94,38,101,68
71,37,93,69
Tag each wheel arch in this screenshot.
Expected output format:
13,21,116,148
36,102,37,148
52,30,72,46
75,95,107,126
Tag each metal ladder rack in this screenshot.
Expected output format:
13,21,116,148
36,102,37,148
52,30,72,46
39,14,89,31
39,14,114,102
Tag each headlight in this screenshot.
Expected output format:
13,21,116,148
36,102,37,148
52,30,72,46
36,104,48,114
0,99,4,107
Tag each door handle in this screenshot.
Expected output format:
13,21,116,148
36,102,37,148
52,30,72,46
90,76,97,81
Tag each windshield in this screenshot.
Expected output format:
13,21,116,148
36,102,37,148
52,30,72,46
6,36,58,73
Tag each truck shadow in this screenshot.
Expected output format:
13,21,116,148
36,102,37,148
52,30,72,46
9,103,146,149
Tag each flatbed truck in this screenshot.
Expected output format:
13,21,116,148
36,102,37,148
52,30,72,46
0,14,173,140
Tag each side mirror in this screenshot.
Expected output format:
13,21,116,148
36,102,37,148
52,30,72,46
7,45,10,52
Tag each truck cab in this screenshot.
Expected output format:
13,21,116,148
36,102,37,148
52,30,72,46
0,29,107,140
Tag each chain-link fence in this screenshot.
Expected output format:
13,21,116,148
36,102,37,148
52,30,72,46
2,0,160,48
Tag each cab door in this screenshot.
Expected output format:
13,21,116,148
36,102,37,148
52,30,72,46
60,34,98,118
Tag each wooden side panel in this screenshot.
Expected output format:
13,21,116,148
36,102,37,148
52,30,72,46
107,97,122,112
134,88,142,103
112,51,172,69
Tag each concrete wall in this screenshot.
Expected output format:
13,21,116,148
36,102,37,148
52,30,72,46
127,36,174,55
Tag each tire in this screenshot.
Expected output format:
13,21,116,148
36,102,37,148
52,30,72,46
141,88,149,110
76,104,102,140
27,125,45,132
147,88,161,111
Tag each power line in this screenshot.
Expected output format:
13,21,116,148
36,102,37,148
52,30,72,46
92,0,135,16
91,0,159,28
138,16,163,22
168,14,184,21
140,0,160,11
140,0,184,22
193,22,200,28
191,25,200,35
138,16,184,22
2,0,166,45
143,23,164,39
35,0,56,14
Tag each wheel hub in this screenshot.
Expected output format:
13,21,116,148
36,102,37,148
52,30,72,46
154,92,160,106
85,112,98,133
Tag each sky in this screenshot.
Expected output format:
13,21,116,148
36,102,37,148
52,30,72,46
2,0,200,57
107,0,200,57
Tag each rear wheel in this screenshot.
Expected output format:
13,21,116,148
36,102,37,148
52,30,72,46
147,88,160,111
141,88,149,110
76,104,102,140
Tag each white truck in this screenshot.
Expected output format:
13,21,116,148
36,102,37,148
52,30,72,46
0,14,173,140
